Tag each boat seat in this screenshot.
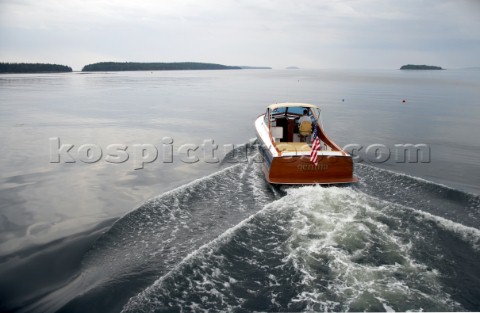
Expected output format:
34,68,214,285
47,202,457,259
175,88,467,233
299,121,312,136
299,121,312,142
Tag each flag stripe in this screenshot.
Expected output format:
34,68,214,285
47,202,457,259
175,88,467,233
310,126,320,166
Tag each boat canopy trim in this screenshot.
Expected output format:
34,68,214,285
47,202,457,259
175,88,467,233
267,103,321,123
267,102,319,110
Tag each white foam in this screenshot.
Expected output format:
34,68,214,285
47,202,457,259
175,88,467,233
411,209,480,251
278,186,462,311
133,163,244,213
357,163,480,197
362,184,480,251
122,200,281,312
123,184,470,312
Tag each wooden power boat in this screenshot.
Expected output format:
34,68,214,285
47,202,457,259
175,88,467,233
255,103,358,184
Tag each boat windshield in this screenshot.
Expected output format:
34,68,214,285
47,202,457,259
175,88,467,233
271,107,287,115
286,107,305,115
311,107,321,120
271,106,313,117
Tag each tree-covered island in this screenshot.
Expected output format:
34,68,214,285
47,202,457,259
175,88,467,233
82,62,242,72
0,62,72,73
400,64,443,70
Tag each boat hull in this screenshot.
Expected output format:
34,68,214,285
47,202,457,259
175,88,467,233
261,154,357,185
257,137,357,185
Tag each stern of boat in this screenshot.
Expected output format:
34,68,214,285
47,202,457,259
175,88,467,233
265,154,358,185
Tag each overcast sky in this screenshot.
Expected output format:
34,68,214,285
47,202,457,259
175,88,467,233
1,0,479,71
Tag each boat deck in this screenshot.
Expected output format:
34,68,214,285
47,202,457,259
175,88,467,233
276,142,311,152
275,142,333,152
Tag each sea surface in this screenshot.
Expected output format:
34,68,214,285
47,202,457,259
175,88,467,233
0,69,479,312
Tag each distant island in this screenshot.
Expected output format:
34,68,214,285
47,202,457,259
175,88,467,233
400,64,443,70
0,62,72,73
82,62,242,72
286,66,299,69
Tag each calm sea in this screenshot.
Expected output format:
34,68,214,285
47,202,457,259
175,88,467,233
0,69,479,312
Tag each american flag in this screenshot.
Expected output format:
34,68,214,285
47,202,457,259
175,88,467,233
310,126,321,166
